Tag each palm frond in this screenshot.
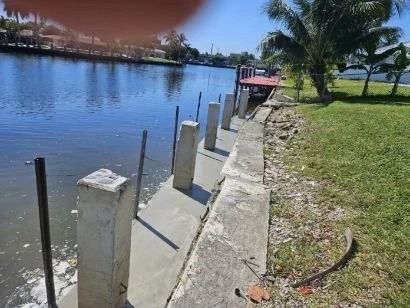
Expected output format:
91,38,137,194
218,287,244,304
264,0,311,44
259,31,307,63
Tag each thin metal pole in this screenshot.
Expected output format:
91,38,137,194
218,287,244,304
233,64,240,112
34,157,57,308
195,91,202,122
171,106,179,175
134,130,148,218
218,93,221,103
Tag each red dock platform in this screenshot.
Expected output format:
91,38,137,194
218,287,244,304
239,75,280,89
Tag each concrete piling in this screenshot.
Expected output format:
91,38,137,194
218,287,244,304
222,93,235,130
238,89,249,119
77,169,133,308
204,102,220,151
173,121,200,190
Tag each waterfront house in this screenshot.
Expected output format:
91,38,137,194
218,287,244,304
20,29,34,45
0,28,6,42
153,48,166,59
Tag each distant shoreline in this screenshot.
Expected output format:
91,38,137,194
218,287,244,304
335,70,410,85
0,44,183,67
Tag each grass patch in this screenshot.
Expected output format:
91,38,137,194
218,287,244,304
142,57,179,64
282,78,410,103
286,101,410,305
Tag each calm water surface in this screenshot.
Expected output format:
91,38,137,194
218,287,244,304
0,52,235,306
337,69,410,84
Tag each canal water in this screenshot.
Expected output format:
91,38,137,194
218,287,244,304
336,69,410,84
0,52,235,306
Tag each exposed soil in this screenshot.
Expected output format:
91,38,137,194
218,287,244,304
262,103,355,307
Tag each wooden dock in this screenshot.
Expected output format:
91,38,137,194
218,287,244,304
239,75,280,89
233,65,281,101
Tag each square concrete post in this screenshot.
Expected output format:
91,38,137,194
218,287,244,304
222,93,235,130
204,102,220,151
77,169,133,308
173,121,200,190
238,88,249,119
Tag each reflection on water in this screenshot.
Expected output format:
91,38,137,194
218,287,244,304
0,52,235,306
164,67,185,98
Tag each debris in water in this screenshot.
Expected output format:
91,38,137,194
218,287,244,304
70,210,78,214
67,258,77,266
115,163,122,167
25,161,33,165
23,244,30,248
138,203,147,210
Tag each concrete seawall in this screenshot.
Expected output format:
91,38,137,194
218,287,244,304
168,107,272,307
58,106,273,307
58,118,245,308
0,45,182,66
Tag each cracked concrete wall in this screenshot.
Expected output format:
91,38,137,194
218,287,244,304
168,107,272,307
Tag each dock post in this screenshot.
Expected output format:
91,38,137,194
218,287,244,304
34,157,57,308
77,169,133,308
204,102,220,151
238,89,249,119
233,64,241,104
195,91,202,122
171,106,180,175
134,130,148,217
173,121,200,190
240,67,246,90
222,93,235,130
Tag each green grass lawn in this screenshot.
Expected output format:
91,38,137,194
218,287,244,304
142,56,179,64
282,77,410,102
285,101,410,305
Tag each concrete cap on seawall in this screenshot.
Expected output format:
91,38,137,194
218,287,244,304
77,168,129,193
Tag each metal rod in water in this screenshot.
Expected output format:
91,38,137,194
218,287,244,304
195,91,202,122
233,64,241,114
171,106,179,175
135,130,148,218
34,157,57,308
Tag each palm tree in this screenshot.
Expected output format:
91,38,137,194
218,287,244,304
345,26,402,96
3,0,29,45
177,33,188,61
164,29,182,61
381,43,410,96
260,0,404,98
164,29,178,47
177,33,187,48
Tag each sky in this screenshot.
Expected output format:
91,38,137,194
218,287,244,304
1,0,409,56
179,0,410,55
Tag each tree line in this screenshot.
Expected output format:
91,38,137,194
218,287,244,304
260,0,410,98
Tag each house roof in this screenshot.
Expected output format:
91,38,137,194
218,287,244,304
154,49,166,54
40,34,107,46
20,29,33,37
